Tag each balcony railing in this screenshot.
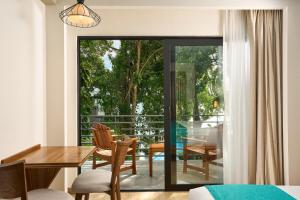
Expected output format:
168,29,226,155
80,114,224,159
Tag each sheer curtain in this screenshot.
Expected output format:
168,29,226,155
223,10,250,184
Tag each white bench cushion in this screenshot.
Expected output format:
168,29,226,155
13,189,73,200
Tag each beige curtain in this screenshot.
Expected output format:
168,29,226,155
247,10,284,184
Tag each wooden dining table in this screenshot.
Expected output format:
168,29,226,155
1,144,96,191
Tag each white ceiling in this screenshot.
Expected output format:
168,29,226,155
40,0,57,5
41,0,287,9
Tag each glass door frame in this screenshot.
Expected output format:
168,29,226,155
164,38,223,191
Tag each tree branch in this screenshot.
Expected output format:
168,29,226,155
109,47,120,51
140,47,163,74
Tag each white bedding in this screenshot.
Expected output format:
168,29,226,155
189,186,300,200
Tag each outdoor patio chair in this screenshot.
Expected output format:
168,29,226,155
72,140,131,200
182,124,223,180
92,123,137,174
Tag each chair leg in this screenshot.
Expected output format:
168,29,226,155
132,152,137,174
92,155,96,169
183,149,187,173
75,194,83,200
203,160,209,180
84,194,90,200
111,157,115,172
116,179,121,200
149,148,153,177
110,187,116,200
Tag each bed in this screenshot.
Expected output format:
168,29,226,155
189,185,300,200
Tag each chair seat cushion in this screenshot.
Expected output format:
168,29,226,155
71,169,112,193
26,189,73,200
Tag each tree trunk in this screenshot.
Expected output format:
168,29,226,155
193,76,201,121
130,40,142,135
120,69,131,134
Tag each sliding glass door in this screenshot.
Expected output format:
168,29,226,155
164,38,224,190
78,37,223,191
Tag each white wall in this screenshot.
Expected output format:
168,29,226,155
45,0,300,190
284,0,300,186
0,0,46,160
45,5,65,190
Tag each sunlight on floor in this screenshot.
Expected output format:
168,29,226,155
89,192,188,200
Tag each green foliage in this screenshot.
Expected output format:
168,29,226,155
79,40,164,147
79,40,223,149
79,40,113,115
175,46,223,122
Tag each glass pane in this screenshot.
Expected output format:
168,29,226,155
79,39,165,190
172,45,223,185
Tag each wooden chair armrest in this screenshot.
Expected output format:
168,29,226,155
182,137,208,143
120,134,138,142
130,137,138,143
112,135,119,141
203,144,217,151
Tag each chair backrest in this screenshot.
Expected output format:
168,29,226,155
110,140,130,186
0,161,27,200
92,123,114,149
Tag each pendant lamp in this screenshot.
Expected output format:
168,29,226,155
59,0,101,28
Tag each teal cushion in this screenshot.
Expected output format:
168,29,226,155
206,184,296,200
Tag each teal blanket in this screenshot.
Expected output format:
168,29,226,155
206,185,296,200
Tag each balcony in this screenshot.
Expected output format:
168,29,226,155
80,114,223,190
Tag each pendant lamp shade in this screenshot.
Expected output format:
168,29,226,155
59,0,101,28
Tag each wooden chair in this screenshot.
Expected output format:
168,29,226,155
0,160,73,200
72,140,131,200
183,124,223,180
92,123,137,174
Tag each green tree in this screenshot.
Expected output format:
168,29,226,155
175,46,223,124
110,40,163,134
79,40,113,115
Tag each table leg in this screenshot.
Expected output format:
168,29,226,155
132,149,137,174
26,168,61,191
183,148,188,173
149,149,153,177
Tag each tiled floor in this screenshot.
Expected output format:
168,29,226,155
82,159,223,190
89,192,188,200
